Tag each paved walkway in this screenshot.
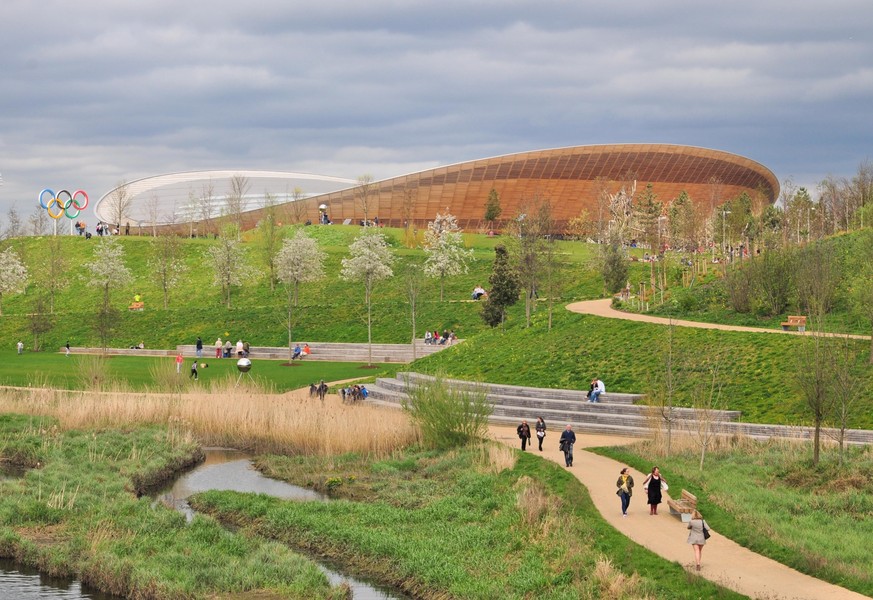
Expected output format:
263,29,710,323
488,425,869,600
566,299,871,340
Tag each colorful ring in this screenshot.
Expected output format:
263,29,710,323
56,190,73,209
39,189,55,209
39,188,89,220
46,197,65,219
72,190,89,210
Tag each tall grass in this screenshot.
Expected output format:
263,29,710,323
401,373,491,449
0,384,418,457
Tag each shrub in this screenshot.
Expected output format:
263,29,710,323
401,374,492,449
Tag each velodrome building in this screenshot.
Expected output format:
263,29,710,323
95,144,778,232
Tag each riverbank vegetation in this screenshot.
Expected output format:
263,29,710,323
594,435,873,597
0,413,345,599
194,444,743,600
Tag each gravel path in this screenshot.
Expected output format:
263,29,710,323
488,428,868,600
566,298,870,339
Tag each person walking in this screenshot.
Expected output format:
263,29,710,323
17,340,24,355
175,353,184,374
616,467,634,516
215,337,223,359
687,510,710,571
516,420,531,451
559,424,576,467
642,466,667,515
196,336,203,359
65,340,71,356
534,416,546,451
190,360,199,380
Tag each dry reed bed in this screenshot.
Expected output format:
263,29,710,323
0,383,419,457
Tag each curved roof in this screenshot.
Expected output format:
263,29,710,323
94,170,357,225
98,145,778,231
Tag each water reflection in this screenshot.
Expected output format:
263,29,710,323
0,558,118,599
153,448,408,600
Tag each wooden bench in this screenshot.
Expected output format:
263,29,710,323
667,489,698,522
128,301,144,311
780,315,806,332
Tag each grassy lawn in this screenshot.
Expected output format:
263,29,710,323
594,439,873,597
0,350,396,392
412,307,873,428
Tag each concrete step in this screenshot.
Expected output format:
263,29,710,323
382,373,740,423
175,341,460,363
395,372,642,405
362,396,652,439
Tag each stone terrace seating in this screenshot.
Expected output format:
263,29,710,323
366,372,873,444
175,340,460,363
366,372,743,438
61,347,175,357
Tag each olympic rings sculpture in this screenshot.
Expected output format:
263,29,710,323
39,189,89,220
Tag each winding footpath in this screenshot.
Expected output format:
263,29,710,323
488,426,868,600
543,299,870,598
566,298,871,340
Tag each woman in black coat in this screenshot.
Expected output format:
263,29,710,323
642,466,667,515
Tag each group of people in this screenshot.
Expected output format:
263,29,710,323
614,466,709,570
309,380,329,400
213,337,251,359
515,419,710,570
471,285,487,300
424,329,456,345
586,378,605,402
340,384,369,403
291,343,311,360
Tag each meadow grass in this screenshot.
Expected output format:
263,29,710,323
0,383,418,458
195,444,744,600
594,436,873,597
0,413,345,599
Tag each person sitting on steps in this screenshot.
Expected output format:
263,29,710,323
589,378,605,403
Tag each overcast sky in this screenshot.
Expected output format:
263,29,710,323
1,1,871,223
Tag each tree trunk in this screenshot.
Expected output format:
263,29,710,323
366,279,373,366
813,419,821,465
287,294,294,363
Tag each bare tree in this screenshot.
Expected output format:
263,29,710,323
0,246,28,315
404,259,424,360
41,235,67,313
256,193,283,291
356,174,375,226
281,186,305,225
276,230,326,361
593,176,611,243
687,361,727,471
28,206,50,236
105,181,133,227
206,225,256,309
197,181,216,236
4,206,23,240
146,194,161,237
149,234,187,309
645,319,679,457
341,230,395,365
225,174,251,238
826,335,863,465
795,313,837,466
401,185,418,247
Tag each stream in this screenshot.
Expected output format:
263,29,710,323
0,450,409,599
